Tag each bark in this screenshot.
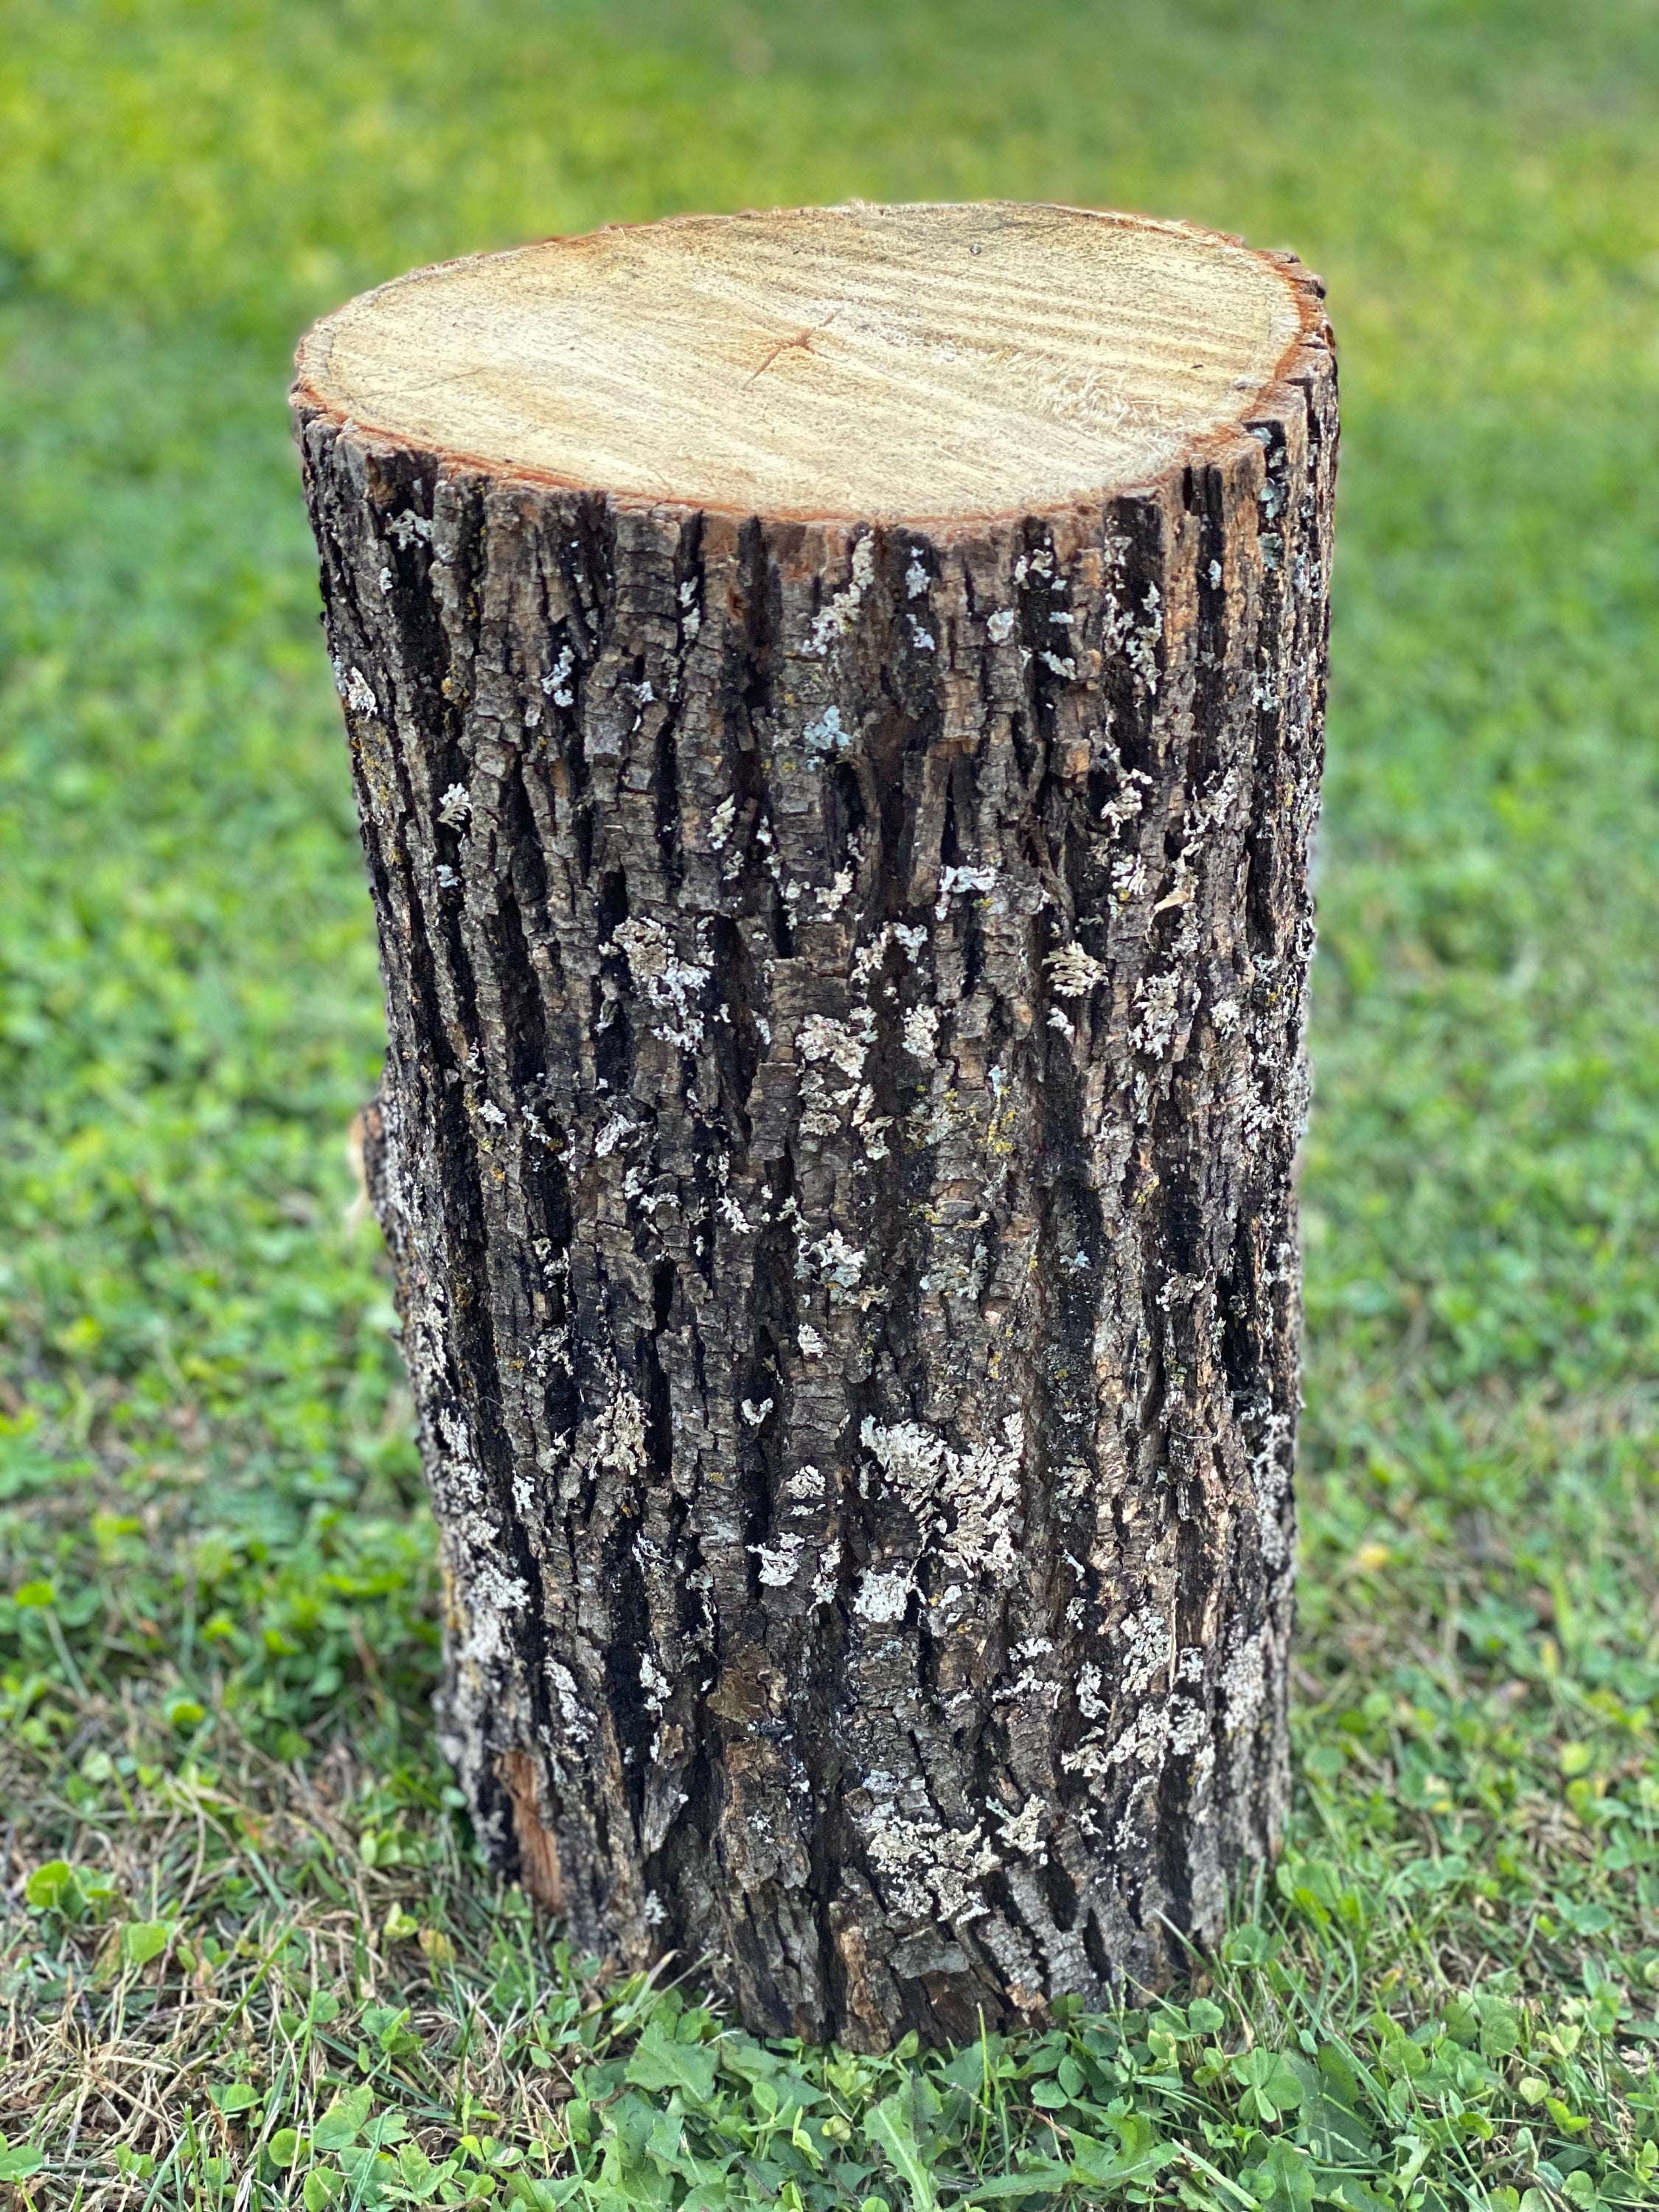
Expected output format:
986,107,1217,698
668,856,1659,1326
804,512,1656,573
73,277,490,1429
295,288,1335,2047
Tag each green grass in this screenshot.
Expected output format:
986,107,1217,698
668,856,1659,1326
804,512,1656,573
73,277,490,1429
4,1,1659,2205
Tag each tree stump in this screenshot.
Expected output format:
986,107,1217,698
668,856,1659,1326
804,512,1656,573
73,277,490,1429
293,201,1336,2049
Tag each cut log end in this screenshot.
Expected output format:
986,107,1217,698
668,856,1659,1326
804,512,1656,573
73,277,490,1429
293,200,1324,524
295,200,1336,2049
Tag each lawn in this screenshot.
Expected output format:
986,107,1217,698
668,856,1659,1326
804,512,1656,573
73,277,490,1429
3,1,1659,2205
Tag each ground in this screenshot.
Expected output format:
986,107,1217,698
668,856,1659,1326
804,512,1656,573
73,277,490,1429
1,1,1658,2206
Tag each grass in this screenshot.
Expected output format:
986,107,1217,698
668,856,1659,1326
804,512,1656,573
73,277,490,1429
3,0,1659,2204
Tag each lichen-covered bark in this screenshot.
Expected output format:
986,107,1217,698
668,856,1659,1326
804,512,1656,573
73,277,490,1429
296,308,1335,2048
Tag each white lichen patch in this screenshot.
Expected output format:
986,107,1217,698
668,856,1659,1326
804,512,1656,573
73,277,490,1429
995,1795,1048,1864
343,667,378,717
1222,1629,1268,1737
1075,1662,1110,1721
799,1228,866,1301
1119,1604,1170,1697
918,1240,990,1302
798,1012,869,1078
902,1002,940,1061
934,863,998,919
451,1558,531,1682
862,1419,944,1517
1095,765,1151,832
1132,970,1180,1057
473,1560,529,1613
784,1464,825,1512
1250,1415,1294,1569
1107,1705,1171,1768
754,1531,806,1588
1061,1731,1110,1782
797,1012,870,1135
639,1649,672,1713
594,1110,638,1160
850,1084,894,1161
986,608,1017,644
804,705,852,760
854,1569,911,1624
542,644,576,708
588,1377,648,1489
547,1658,593,1745
803,533,875,656
850,917,928,990
1112,853,1149,903
860,1411,1023,1587
1168,1697,1209,1757
386,509,433,549
859,1782,998,1921
611,915,712,1050
818,866,855,917
1047,942,1108,998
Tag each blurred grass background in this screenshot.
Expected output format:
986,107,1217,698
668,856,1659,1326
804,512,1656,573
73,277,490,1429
3,3,1659,2206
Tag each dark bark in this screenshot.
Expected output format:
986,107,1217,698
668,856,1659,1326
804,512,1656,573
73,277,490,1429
296,299,1335,2047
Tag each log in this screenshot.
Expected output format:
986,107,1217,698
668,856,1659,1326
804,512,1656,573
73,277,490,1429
293,201,1336,2049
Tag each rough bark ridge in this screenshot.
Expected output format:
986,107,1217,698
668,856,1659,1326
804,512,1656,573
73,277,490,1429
296,299,1335,2048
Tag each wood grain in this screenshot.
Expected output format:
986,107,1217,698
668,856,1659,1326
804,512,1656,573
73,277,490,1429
295,202,1314,522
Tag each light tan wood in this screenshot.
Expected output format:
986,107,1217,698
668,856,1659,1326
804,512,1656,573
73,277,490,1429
295,201,1313,523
